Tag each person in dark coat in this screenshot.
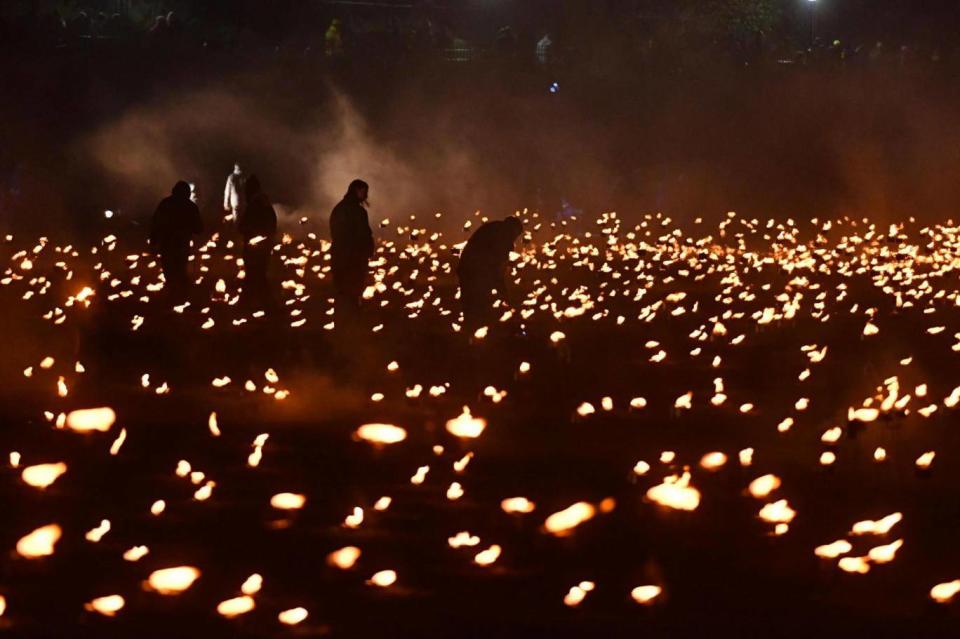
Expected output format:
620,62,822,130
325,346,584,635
457,216,523,329
238,175,278,304
150,181,203,300
329,179,374,320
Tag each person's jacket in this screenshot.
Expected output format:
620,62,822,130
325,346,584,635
457,220,516,283
329,196,374,268
239,193,277,242
223,171,245,212
150,194,202,254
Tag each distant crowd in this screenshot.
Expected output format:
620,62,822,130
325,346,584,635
2,5,957,73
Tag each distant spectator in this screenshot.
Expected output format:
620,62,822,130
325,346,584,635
536,33,553,65
325,18,343,58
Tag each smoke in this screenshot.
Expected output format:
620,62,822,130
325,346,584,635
65,62,960,234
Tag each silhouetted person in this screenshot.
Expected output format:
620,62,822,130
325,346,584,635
150,181,203,300
238,175,277,304
457,216,523,329
330,179,373,321
223,163,246,222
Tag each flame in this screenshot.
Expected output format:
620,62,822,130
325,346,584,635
123,545,149,561
646,472,701,511
758,500,796,524
85,595,124,616
279,607,309,625
931,580,960,603
838,556,870,574
146,566,200,595
851,512,902,535
16,524,61,558
217,595,255,618
564,581,595,607
449,531,480,548
328,546,361,569
367,570,397,587
85,519,111,542
699,451,727,470
445,406,486,438
474,545,502,566
630,585,662,604
241,574,263,595
65,407,116,433
544,502,597,535
815,540,852,559
748,474,781,499
355,423,407,445
271,493,306,510
21,462,67,489
501,497,536,514
867,539,903,564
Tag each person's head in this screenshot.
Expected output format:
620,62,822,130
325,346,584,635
346,179,369,205
245,174,262,199
171,181,191,200
503,216,523,241
233,163,242,174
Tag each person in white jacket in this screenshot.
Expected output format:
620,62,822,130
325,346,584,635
223,163,246,222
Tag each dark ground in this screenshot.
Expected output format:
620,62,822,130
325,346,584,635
1,212,960,637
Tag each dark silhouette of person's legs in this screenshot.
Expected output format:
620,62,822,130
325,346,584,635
160,250,190,302
333,265,365,327
242,244,272,307
460,275,494,330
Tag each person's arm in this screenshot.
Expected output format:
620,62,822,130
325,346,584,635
223,177,232,211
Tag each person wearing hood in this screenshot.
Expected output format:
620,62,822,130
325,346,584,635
238,175,278,303
329,179,374,320
457,216,523,329
150,180,203,300
223,163,246,222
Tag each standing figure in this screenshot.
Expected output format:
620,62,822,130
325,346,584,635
457,216,523,329
329,179,374,321
150,181,203,300
223,163,246,222
238,175,278,304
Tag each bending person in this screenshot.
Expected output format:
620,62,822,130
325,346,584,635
457,216,523,330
